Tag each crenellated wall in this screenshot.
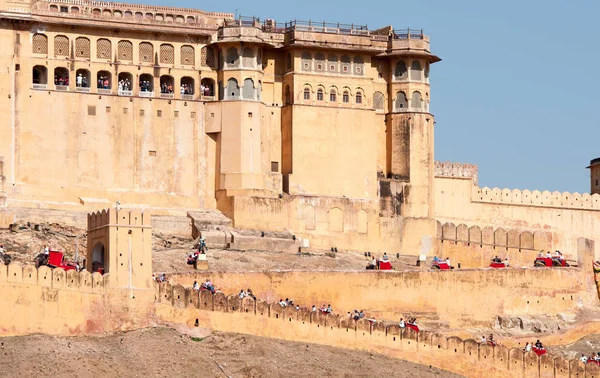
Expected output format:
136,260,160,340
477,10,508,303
166,239,596,328
0,262,154,336
435,175,600,258
436,221,554,268
435,161,479,186
154,276,600,378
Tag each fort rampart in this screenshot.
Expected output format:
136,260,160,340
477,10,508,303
154,271,600,378
435,174,600,257
0,263,154,336
167,239,596,328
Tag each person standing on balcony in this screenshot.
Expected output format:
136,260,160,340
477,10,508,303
76,73,82,87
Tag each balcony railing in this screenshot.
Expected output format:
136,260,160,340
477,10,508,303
97,88,112,95
55,85,69,91
118,89,133,96
392,28,425,40
181,94,194,101
139,91,154,98
159,92,174,99
75,86,91,92
32,83,47,90
201,95,216,101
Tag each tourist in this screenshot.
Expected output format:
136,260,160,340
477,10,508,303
581,354,589,363
445,257,451,267
326,304,332,313
0,245,4,254
311,305,317,313
366,256,377,270
247,288,256,300
480,335,487,343
523,342,531,352
535,340,543,349
203,279,215,293
399,318,405,328
193,281,199,291
43,245,49,256
545,251,552,259
76,73,83,87
503,258,509,267
382,253,388,261
279,298,287,307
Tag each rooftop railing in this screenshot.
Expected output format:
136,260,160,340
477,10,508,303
392,28,425,40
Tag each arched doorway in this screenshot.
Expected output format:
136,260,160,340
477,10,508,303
159,75,174,98
75,69,90,92
200,78,215,99
91,241,107,274
117,72,133,95
32,65,48,89
180,76,194,100
97,70,112,94
139,73,154,97
54,67,69,89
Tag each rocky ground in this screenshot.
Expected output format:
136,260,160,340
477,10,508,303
0,327,463,378
0,223,423,273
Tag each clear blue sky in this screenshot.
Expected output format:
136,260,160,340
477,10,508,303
145,0,599,193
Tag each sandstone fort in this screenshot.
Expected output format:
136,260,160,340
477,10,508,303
0,0,599,377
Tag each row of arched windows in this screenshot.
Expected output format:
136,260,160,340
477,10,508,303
222,46,261,70
394,90,429,112
31,65,216,100
223,78,262,101
31,33,216,68
47,3,208,25
394,59,429,82
291,52,365,76
288,85,365,105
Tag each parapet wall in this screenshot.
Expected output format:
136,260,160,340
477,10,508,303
472,186,600,211
0,263,154,336
155,282,600,378
437,221,554,268
435,161,479,186
167,256,596,328
435,176,600,257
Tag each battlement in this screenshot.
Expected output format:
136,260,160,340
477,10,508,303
435,161,479,185
87,208,151,230
472,187,600,211
155,281,600,378
0,262,107,291
30,0,232,30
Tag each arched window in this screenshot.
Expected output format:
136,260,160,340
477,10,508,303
285,85,291,104
342,91,349,103
97,71,112,93
159,44,174,64
159,75,174,98
329,89,336,102
49,4,58,12
117,40,133,61
395,91,408,111
54,35,69,57
53,67,69,89
186,16,195,23
317,88,324,101
124,11,132,18
144,12,152,20
32,65,48,88
328,54,338,72
155,13,164,21
134,12,142,19
356,91,363,104
301,52,312,71
225,78,240,100
103,9,111,16
341,55,351,74
205,46,216,68
286,53,292,70
75,37,90,58
92,8,101,15
315,53,325,72
139,42,154,63
113,10,121,17
96,38,112,59
243,78,255,100
181,45,194,65
75,69,90,90
226,47,239,67
180,76,194,99
395,60,408,80
71,6,79,13
200,78,215,98
373,92,384,110
32,34,48,55
117,72,133,95
411,60,423,81
303,88,310,100
139,73,154,96
353,56,364,75
411,91,423,110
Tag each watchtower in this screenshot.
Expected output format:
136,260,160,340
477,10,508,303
86,209,153,289
588,158,600,195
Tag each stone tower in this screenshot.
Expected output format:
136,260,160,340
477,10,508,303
385,31,441,253
86,209,153,289
588,158,600,195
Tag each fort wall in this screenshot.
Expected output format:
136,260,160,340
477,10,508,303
435,175,600,258
0,263,154,336
167,255,596,328
154,249,599,378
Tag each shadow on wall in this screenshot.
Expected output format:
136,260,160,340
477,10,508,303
156,282,600,378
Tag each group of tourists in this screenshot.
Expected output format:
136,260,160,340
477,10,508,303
118,78,132,92
54,75,69,86
186,237,208,266
490,255,509,267
75,73,89,88
580,352,600,364
97,76,110,89
480,334,496,346
523,340,545,353
538,250,564,262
